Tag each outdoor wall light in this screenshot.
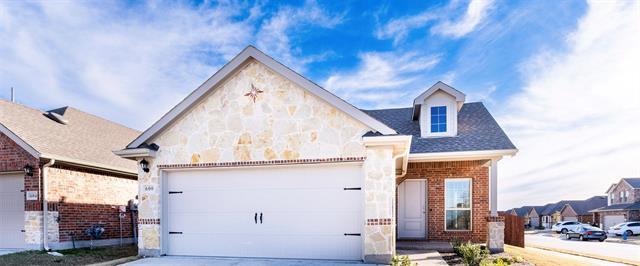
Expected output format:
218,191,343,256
23,164,34,176
140,159,150,173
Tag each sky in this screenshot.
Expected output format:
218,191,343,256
1,0,639,210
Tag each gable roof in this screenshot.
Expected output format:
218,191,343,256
412,81,465,119
528,205,545,216
590,202,640,212
510,206,533,217
0,99,139,173
561,196,607,215
623,178,640,189
127,46,397,148
363,102,516,154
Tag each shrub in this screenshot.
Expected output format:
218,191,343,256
391,255,413,266
454,242,489,266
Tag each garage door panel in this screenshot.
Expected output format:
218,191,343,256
165,164,363,260
604,215,625,229
168,233,361,260
0,174,25,249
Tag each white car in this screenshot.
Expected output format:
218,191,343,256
608,222,640,236
552,221,583,234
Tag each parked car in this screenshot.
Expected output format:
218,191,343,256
552,221,583,234
565,225,607,242
608,222,640,236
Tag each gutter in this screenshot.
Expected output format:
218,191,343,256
40,154,136,176
408,149,518,162
42,159,55,251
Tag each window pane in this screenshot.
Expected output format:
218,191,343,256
445,179,470,208
439,124,447,132
446,210,471,230
431,125,438,132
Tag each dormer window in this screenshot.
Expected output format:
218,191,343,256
430,106,447,133
412,81,465,138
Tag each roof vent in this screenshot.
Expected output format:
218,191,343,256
44,107,69,125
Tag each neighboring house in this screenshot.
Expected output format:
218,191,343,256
558,196,607,225
528,205,549,228
0,100,139,250
508,206,534,226
590,178,640,229
115,46,517,263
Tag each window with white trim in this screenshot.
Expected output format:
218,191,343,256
430,106,447,133
445,178,471,230
620,191,624,202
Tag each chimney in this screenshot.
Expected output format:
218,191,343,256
11,87,15,102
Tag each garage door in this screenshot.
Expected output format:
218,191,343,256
564,216,578,222
530,217,539,228
165,164,363,260
603,215,625,230
0,174,25,249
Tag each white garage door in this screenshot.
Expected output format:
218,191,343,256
530,217,539,227
603,215,625,230
0,174,25,249
564,216,578,222
165,164,363,260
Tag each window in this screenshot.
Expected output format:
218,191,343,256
625,191,629,202
620,191,625,202
445,178,471,230
430,106,447,133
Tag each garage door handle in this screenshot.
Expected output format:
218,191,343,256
344,233,361,236
254,213,258,224
260,212,263,224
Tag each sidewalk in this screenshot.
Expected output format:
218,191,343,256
396,250,447,266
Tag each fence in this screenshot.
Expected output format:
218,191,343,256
500,213,525,247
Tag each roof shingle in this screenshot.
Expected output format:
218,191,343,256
0,100,139,172
363,102,516,153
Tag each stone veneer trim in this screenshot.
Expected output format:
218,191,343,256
157,157,366,169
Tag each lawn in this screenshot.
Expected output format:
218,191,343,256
0,245,137,266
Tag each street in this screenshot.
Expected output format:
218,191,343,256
525,234,640,263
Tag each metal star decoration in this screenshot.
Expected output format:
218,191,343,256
244,84,263,103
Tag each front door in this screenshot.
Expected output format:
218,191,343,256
398,179,426,239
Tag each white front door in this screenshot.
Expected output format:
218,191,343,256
398,179,426,239
164,164,363,260
0,174,25,249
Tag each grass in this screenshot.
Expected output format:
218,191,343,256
525,243,640,266
504,245,590,266
0,244,137,266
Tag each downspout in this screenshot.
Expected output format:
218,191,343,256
42,159,55,251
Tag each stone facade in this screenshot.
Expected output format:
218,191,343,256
402,160,490,242
486,220,504,252
24,211,59,246
136,59,388,260
362,147,395,263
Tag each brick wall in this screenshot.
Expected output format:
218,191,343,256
46,165,138,242
0,132,41,210
403,160,489,242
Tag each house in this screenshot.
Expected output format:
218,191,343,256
590,178,640,229
0,100,139,250
558,196,607,225
114,46,517,263
528,205,549,228
527,196,607,229
508,206,534,226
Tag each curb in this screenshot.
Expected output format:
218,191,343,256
526,244,640,266
87,256,139,266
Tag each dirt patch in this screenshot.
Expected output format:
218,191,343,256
0,245,137,266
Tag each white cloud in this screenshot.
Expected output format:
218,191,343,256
375,11,437,45
498,0,640,209
431,0,494,38
324,51,440,105
0,1,339,130
376,0,495,43
256,0,343,72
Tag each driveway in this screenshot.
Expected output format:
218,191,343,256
525,234,640,262
123,256,379,266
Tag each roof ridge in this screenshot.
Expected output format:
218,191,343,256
65,106,140,133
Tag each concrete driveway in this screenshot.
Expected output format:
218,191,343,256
525,234,640,263
122,256,379,266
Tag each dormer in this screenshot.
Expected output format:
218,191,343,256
412,81,465,138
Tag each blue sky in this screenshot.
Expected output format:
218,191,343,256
1,0,639,209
